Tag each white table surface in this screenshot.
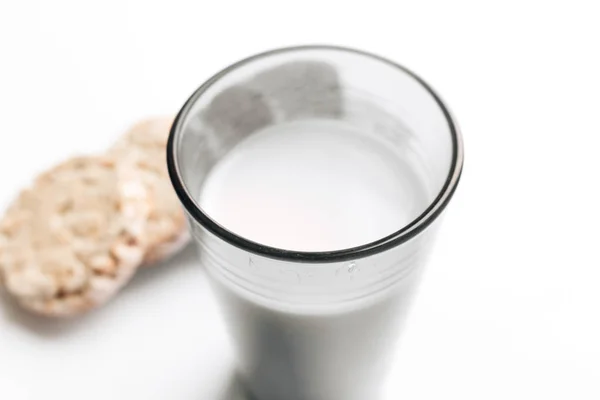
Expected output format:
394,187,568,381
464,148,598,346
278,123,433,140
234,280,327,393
1,1,600,399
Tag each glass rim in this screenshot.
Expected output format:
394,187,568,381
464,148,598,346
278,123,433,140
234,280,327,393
167,44,464,263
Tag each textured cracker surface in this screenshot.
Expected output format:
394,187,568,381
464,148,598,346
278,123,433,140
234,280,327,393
0,156,148,316
111,117,190,265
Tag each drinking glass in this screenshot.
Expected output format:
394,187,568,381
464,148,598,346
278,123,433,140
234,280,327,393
167,45,463,400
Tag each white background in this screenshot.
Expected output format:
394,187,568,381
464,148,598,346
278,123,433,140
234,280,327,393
1,1,600,399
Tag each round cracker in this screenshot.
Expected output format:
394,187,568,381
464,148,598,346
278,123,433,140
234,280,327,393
110,117,190,265
0,156,148,316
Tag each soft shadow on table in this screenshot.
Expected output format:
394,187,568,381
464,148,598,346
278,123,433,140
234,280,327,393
214,372,256,400
0,244,198,337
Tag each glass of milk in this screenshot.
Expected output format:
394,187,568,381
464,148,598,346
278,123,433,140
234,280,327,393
167,46,463,400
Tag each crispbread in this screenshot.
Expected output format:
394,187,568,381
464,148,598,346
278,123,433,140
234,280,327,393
0,156,148,316
110,117,190,265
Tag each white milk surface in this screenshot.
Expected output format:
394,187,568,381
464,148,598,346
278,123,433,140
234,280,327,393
199,119,427,252
197,119,429,400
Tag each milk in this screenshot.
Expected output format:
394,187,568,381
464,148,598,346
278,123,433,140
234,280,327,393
199,119,427,251
198,118,430,400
